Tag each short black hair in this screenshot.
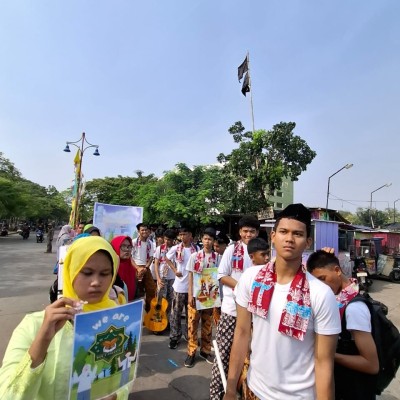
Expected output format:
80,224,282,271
155,228,165,238
203,227,216,240
163,229,176,239
247,238,269,255
215,232,230,245
179,227,193,234
274,203,312,237
238,215,260,230
136,223,149,230
306,250,340,273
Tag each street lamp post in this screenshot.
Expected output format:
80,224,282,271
63,132,100,228
325,163,353,220
369,183,392,228
394,199,400,224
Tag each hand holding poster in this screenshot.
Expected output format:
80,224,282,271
68,300,144,400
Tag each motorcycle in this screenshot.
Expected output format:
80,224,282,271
20,227,30,240
0,226,8,236
36,229,44,243
353,257,373,292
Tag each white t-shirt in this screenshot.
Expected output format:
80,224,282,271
154,245,175,280
218,242,253,317
345,301,371,334
234,266,341,400
131,238,155,265
186,251,220,273
166,244,197,293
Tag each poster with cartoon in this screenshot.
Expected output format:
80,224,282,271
193,267,221,310
68,300,144,400
93,202,143,242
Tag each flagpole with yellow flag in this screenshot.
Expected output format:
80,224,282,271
63,132,100,229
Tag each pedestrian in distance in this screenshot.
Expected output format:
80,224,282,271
45,223,54,253
223,204,341,400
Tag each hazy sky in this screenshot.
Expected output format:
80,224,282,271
1,1,399,214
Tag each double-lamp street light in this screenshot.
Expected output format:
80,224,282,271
63,132,100,228
369,183,392,228
325,163,353,220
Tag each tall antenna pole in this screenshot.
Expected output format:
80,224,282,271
247,51,256,133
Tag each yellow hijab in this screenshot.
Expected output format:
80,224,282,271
62,236,120,312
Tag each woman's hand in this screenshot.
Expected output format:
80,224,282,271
29,297,79,368
39,298,79,340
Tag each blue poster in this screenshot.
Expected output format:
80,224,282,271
68,300,144,400
93,202,143,242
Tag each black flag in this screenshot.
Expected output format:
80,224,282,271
238,56,248,82
241,72,250,96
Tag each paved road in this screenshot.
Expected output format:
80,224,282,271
0,232,399,399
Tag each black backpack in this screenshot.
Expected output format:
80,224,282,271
339,292,400,395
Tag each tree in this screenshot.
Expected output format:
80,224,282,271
152,163,227,228
217,121,316,214
353,208,390,227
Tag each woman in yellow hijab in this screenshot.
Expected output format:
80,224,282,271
0,236,130,400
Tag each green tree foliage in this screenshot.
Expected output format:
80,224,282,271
0,153,69,222
217,121,316,214
352,207,392,228
81,165,227,229
154,163,227,227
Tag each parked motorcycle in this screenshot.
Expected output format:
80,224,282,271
0,226,8,236
353,257,373,292
36,229,44,243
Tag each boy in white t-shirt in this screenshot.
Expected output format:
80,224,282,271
185,227,220,368
224,204,341,400
154,229,176,326
210,216,261,399
165,227,198,350
131,223,156,312
307,250,379,400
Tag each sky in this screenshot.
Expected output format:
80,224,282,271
1,1,399,214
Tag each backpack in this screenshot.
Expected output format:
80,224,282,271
339,292,400,395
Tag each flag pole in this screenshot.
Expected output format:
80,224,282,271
247,51,256,134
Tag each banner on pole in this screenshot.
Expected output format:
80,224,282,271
93,202,143,241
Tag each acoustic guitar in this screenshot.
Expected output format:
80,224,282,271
144,277,168,332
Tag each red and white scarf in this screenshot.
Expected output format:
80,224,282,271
136,238,152,262
158,243,172,278
231,241,245,271
248,261,311,341
158,243,168,264
336,278,359,319
176,242,197,263
193,250,217,273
